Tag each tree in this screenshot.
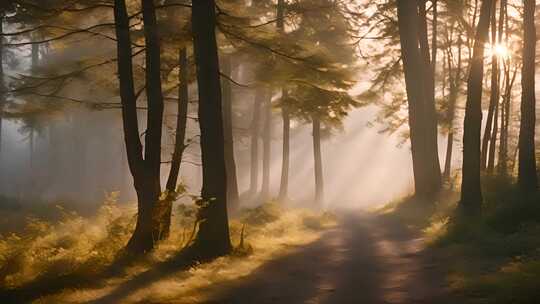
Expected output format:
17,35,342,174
163,47,189,239
191,0,232,258
113,0,165,253
460,0,492,216
277,0,290,201
396,0,441,199
481,0,500,172
221,55,240,209
517,0,537,192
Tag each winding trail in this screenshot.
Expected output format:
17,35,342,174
206,212,456,304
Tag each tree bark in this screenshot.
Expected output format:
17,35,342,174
260,89,272,202
192,0,232,259
518,0,538,192
460,0,492,216
397,0,440,199
249,90,263,196
162,47,189,239
312,116,324,205
221,55,240,210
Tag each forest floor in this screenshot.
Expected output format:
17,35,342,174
3,181,540,304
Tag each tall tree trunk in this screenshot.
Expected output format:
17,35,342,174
443,38,462,181
192,0,232,258
487,0,505,174
518,0,538,192
277,0,290,201
397,0,440,199
0,14,5,164
279,102,290,200
162,47,189,239
481,0,499,171
260,89,271,202
498,62,517,175
418,1,443,194
487,96,499,173
221,55,240,210
249,90,263,196
114,0,163,254
460,0,492,216
312,116,324,205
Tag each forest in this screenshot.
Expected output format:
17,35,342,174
0,0,539,303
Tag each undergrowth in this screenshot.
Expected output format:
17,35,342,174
0,195,336,303
383,175,540,304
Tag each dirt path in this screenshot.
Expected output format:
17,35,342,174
206,212,455,304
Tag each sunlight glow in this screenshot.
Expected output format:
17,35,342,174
487,43,510,59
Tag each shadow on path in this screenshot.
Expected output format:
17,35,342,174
204,212,455,304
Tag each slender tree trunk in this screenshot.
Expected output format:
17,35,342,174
518,0,538,192
460,0,492,216
260,89,271,202
443,39,462,181
249,90,263,196
279,102,290,200
481,0,499,171
192,0,232,258
277,0,290,201
162,47,189,239
487,96,499,173
498,62,517,176
312,116,324,205
221,55,240,210
397,0,440,199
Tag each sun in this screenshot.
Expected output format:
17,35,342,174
489,43,510,59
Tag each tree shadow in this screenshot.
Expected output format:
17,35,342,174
86,246,200,304
201,214,384,304
0,250,149,303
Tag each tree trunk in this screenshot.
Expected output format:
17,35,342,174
260,89,272,202
279,102,290,200
443,37,462,182
192,0,232,259
397,0,440,199
0,14,5,163
249,90,263,196
114,0,163,254
481,0,499,171
460,0,492,216
498,62,517,176
418,1,443,194
487,96,499,173
312,116,324,206
221,55,240,210
162,47,189,239
277,0,290,201
518,0,538,192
